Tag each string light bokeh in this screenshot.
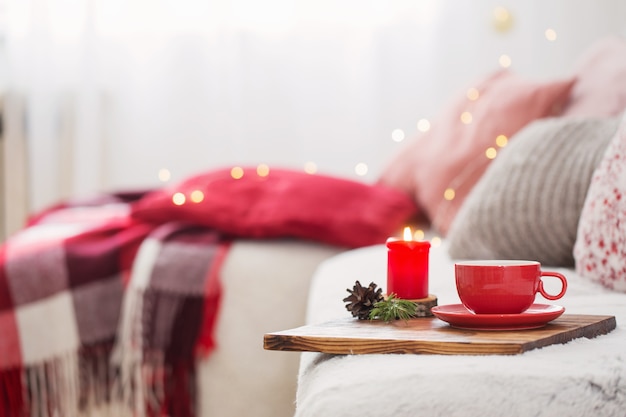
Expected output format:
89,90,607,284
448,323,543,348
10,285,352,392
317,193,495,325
154,4,598,247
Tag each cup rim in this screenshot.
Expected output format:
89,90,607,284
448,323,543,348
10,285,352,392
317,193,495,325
455,260,540,267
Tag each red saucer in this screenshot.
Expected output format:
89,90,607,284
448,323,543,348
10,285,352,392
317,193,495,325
431,304,565,330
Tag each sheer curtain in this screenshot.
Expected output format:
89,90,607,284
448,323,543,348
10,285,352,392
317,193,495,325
2,0,626,233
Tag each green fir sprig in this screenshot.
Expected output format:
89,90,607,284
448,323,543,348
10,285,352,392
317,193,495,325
369,294,418,322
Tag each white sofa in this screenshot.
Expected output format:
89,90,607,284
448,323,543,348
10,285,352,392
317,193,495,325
196,239,343,417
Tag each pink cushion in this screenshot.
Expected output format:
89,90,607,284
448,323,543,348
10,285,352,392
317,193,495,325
131,166,418,248
562,36,626,118
574,111,626,292
378,69,575,235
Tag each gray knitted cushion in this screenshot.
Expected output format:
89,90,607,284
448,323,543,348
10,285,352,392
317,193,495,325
447,116,619,267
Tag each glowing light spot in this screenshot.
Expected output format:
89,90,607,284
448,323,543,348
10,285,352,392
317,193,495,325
460,112,473,124
496,134,508,147
413,229,425,240
444,188,456,201
190,190,204,203
403,226,413,241
430,236,442,247
257,163,270,177
485,147,497,159
158,169,171,182
417,119,431,132
391,129,405,142
230,166,244,179
466,87,480,101
172,192,186,206
493,6,513,32
499,54,512,68
304,162,317,174
355,163,368,176
545,28,557,41
493,6,511,21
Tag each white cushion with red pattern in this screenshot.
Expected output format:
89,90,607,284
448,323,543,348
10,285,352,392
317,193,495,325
574,111,626,292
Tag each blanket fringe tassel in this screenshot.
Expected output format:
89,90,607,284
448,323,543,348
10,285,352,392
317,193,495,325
0,350,197,417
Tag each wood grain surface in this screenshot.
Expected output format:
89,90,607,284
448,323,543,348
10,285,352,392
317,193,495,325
263,314,616,355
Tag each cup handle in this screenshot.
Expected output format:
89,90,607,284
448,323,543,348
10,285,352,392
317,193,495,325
538,271,568,300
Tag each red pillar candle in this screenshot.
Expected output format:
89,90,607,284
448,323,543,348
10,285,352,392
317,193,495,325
386,227,431,300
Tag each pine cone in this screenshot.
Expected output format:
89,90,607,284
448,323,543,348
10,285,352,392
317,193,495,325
343,281,384,320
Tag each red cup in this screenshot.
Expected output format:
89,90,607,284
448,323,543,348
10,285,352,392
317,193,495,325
454,260,567,314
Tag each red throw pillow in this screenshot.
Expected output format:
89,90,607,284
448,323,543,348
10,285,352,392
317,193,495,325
378,69,575,235
131,166,418,248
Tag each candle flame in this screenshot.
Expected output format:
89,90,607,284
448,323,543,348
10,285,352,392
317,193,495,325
403,226,413,241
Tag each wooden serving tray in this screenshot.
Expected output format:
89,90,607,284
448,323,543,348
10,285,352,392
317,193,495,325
263,314,616,355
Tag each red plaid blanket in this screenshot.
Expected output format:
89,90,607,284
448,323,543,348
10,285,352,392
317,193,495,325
0,193,229,417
